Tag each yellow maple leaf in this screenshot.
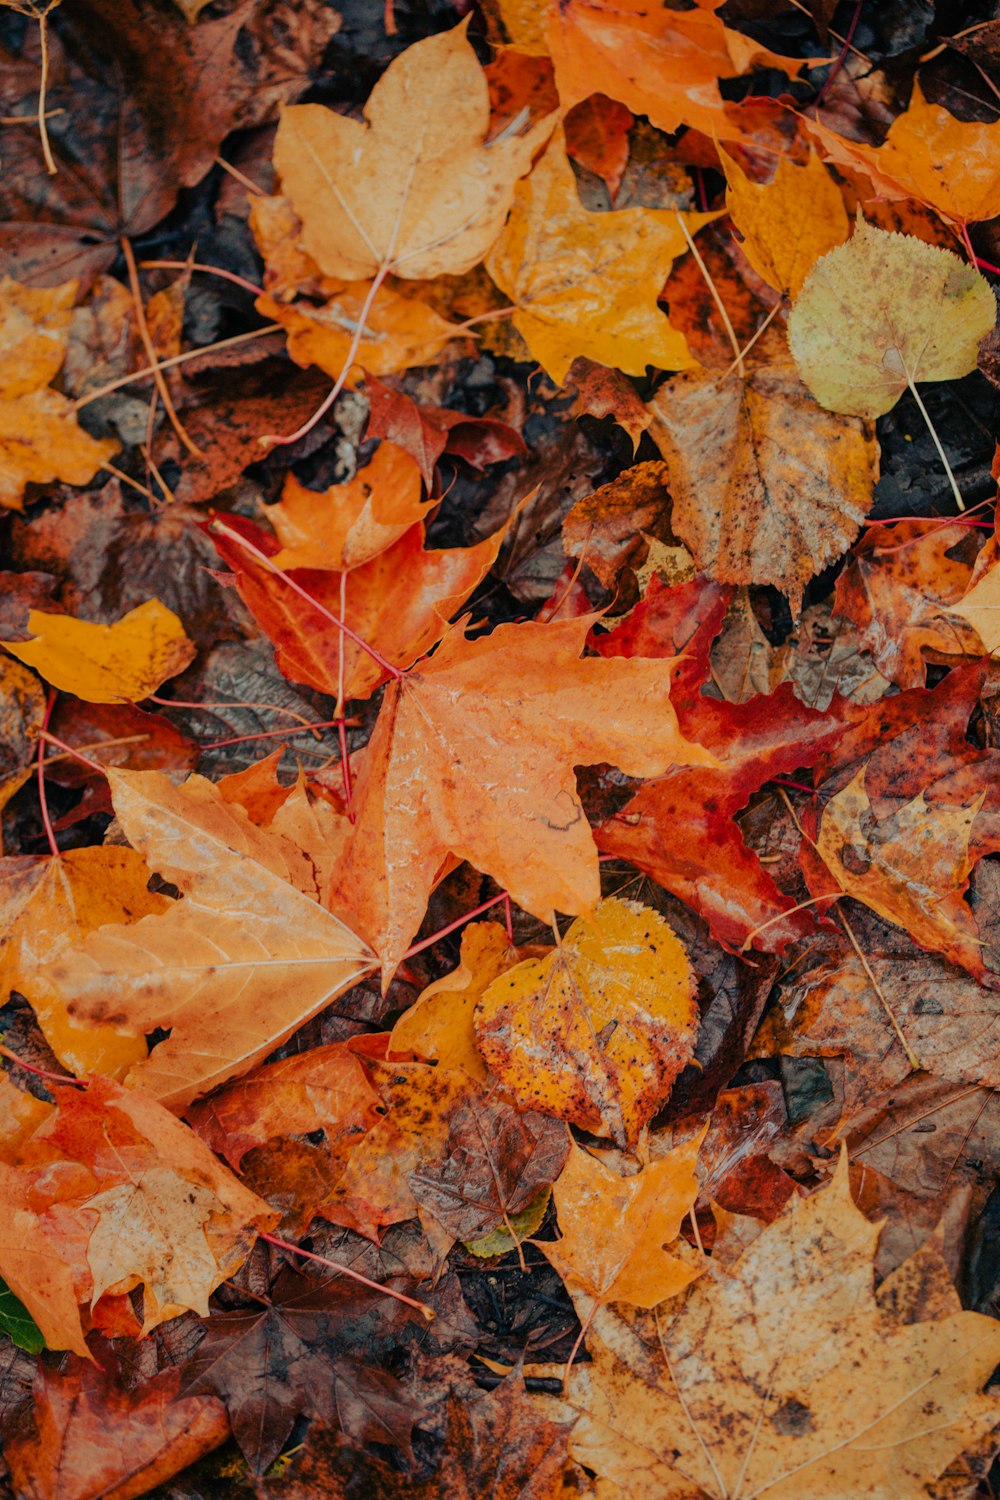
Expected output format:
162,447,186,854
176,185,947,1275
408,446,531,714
2,599,196,703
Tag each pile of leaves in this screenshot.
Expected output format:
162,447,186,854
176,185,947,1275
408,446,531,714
4,0,1000,1496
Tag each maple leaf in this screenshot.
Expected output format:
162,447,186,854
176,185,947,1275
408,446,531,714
806,83,1000,229
408,1089,569,1247
35,769,376,1109
0,277,118,509
364,375,525,489
720,147,849,300
647,328,878,609
268,441,432,572
0,1075,275,1355
833,521,986,687
546,0,809,140
0,846,169,1079
390,922,520,1081
210,510,513,705
815,767,986,981
788,222,996,420
257,283,464,382
475,897,698,1147
326,613,716,978
268,1373,576,1500
2,598,195,702
186,1040,382,1172
180,1266,423,1472
4,1357,230,1500
593,572,851,950
486,128,714,383
538,1159,1000,1499
538,1137,701,1308
273,20,555,283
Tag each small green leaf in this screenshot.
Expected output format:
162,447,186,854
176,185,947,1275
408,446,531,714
0,1280,45,1355
464,1185,551,1259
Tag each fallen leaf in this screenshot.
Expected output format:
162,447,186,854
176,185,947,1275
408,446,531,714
4,1358,229,1500
815,766,986,980
269,441,431,572
954,536,1000,654
648,327,877,611
805,84,1000,228
474,897,699,1146
561,460,671,592
547,0,808,139
0,846,169,1078
486,128,713,382
721,146,849,299
538,1136,701,1307
409,1089,569,1245
185,1040,382,1172
364,376,525,489
0,656,46,815
322,1061,480,1239
35,769,376,1109
2,599,196,703
209,509,513,704
273,21,555,281
0,1075,275,1354
833,521,985,687
327,614,715,978
564,94,634,202
0,276,118,509
539,1158,1000,1499
390,922,519,1081
788,222,996,419
567,358,652,451
258,283,464,381
593,573,850,951
180,1266,423,1472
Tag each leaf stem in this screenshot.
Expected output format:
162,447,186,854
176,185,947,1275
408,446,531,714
401,892,510,960
674,211,742,373
120,236,202,458
74,324,283,410
37,690,59,858
905,375,965,511
36,13,56,175
139,259,264,297
261,264,391,449
259,1232,435,1320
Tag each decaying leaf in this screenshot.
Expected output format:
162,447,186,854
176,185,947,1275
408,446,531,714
475,897,698,1147
648,329,877,609
538,1159,1000,1499
788,222,996,418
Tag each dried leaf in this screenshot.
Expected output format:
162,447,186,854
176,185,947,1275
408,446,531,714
487,128,712,382
648,329,877,610
36,770,376,1109
273,21,555,281
2,599,196,703
788,222,996,419
328,615,715,978
475,897,698,1147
